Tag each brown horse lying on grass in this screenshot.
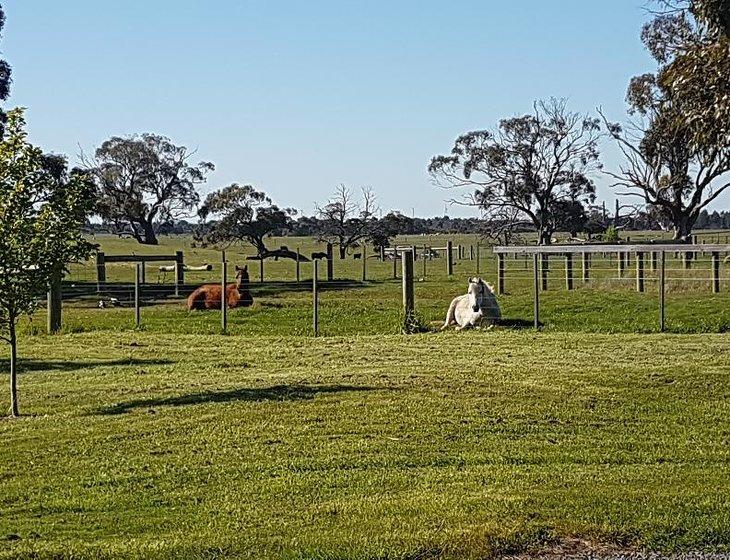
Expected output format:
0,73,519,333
187,265,254,310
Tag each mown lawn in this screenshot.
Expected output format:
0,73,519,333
1,331,729,559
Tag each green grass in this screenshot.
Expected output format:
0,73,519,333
1,331,729,559
3,234,730,558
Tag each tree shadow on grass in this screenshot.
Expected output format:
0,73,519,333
96,384,381,415
0,358,174,375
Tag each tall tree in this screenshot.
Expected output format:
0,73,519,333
0,110,95,417
316,185,377,258
429,99,601,245
88,134,213,245
196,184,296,256
0,5,11,137
602,0,729,240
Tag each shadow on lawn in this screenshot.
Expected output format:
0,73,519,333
0,358,174,374
97,384,380,415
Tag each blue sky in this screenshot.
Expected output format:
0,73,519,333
5,1,704,217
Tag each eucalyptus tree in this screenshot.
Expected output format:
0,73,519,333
429,99,601,245
196,184,296,257
88,134,213,245
602,0,729,240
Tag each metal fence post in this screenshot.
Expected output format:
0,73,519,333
47,267,62,334
497,253,505,295
259,256,264,284
422,245,427,279
134,263,141,329
361,243,367,282
313,260,319,337
659,251,665,332
393,248,398,280
296,248,301,282
541,254,549,291
712,252,720,293
326,242,334,281
533,253,540,330
446,241,454,276
476,243,480,275
636,252,645,293
582,252,590,283
402,249,415,331
221,252,228,333
565,253,573,291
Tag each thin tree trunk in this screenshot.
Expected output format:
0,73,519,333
9,319,18,417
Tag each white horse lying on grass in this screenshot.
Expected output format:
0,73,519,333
441,277,501,331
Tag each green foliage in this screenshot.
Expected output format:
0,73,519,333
604,225,620,242
196,184,296,256
0,109,95,336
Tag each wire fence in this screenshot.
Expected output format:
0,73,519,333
34,241,730,336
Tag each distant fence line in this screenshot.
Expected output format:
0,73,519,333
44,240,730,335
493,244,730,331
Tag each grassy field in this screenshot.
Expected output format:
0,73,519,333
1,330,729,559
2,234,729,559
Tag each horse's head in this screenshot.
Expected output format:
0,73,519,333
467,277,491,312
235,265,249,286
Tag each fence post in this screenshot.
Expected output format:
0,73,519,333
541,254,549,291
446,241,454,276
134,263,141,329
712,252,720,293
618,251,625,278
470,245,474,261
296,248,301,282
380,246,385,262
457,245,462,260
259,257,264,284
636,252,645,293
476,243,480,275
659,251,665,332
326,243,334,281
140,260,146,284
565,253,573,291
402,249,415,331
312,260,319,337
361,243,367,282
96,251,106,292
422,244,427,279
47,266,62,334
221,252,227,333
393,248,398,279
650,251,657,272
683,251,692,269
175,251,184,291
582,252,590,283
497,253,505,295
533,254,540,330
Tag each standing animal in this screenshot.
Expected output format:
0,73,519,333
187,265,254,310
442,277,501,330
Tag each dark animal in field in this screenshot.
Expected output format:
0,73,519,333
353,253,361,260
187,265,253,310
311,252,328,260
